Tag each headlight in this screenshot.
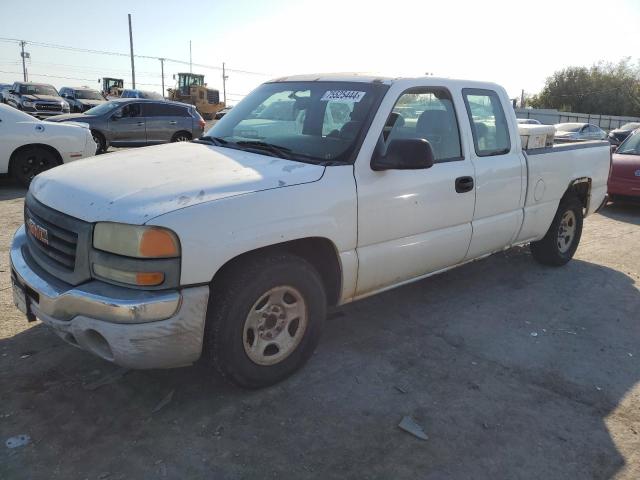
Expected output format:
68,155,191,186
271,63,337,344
23,101,34,108
92,223,180,288
93,223,180,258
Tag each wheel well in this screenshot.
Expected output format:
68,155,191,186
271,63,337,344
211,238,343,306
172,130,192,141
565,178,591,211
9,144,63,172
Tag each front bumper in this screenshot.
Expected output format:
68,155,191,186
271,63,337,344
10,226,210,369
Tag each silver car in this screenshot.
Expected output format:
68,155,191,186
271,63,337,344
554,122,607,142
46,98,205,153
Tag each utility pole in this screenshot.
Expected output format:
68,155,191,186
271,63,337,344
222,62,228,105
520,89,525,108
159,58,165,98
128,14,136,89
20,41,27,81
189,40,192,73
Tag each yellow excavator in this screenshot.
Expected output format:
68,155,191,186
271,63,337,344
167,73,225,119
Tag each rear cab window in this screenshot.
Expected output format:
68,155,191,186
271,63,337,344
462,88,511,157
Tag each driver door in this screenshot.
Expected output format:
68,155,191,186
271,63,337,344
354,86,476,296
108,102,147,146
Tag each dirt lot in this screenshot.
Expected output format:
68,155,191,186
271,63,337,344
0,179,639,480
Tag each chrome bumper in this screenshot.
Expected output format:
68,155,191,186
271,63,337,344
10,226,210,369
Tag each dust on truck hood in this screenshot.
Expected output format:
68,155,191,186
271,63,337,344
29,142,326,224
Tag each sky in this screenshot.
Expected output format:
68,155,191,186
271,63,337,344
1,0,639,103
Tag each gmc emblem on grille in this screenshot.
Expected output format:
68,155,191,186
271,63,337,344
27,218,49,245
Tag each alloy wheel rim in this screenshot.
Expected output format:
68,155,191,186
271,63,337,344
243,285,308,366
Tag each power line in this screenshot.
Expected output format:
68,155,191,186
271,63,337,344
0,37,272,76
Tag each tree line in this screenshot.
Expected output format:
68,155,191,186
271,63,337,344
528,58,640,117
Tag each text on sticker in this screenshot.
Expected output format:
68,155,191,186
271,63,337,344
320,90,366,102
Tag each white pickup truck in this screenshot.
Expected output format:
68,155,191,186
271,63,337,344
10,74,610,388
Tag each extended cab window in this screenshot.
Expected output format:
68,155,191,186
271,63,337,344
463,89,511,156
384,87,462,162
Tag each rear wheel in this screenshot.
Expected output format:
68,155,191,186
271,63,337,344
10,146,59,187
171,131,192,142
206,253,326,389
530,195,583,266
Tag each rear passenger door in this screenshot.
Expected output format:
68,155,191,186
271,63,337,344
462,88,525,259
143,103,192,144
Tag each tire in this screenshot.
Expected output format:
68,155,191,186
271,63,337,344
206,253,327,389
10,146,59,188
530,195,583,266
91,130,106,154
171,131,192,142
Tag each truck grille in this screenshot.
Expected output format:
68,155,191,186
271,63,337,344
35,103,62,112
26,206,77,270
24,192,92,285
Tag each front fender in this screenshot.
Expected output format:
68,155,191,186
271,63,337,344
146,165,358,288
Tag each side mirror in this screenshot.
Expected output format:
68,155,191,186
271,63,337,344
611,144,618,153
371,138,435,171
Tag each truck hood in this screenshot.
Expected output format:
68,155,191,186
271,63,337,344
30,142,325,224
22,94,63,102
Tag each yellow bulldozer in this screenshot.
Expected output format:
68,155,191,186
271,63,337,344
167,73,225,120
100,77,124,99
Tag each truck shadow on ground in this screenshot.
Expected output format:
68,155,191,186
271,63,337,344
1,247,638,479
600,202,640,225
0,181,26,201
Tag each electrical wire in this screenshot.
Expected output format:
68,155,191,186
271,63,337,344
0,37,272,76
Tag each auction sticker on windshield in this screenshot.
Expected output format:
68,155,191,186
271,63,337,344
320,90,366,102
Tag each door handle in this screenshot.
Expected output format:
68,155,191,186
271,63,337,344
168,121,177,125
455,176,474,193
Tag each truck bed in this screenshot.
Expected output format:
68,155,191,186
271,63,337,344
516,141,610,243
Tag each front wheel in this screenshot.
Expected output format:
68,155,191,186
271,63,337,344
530,195,584,266
91,130,106,154
206,253,326,388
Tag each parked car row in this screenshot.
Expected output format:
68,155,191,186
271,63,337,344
47,99,206,153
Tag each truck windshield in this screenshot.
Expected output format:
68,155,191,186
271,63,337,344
19,84,58,96
617,131,640,155
204,81,388,164
76,90,104,100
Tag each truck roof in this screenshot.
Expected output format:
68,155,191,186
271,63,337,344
268,72,504,91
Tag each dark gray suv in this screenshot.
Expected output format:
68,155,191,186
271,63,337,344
46,98,205,153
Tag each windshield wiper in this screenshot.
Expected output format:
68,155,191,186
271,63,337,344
193,135,228,146
234,141,293,159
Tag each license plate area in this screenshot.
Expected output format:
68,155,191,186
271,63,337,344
11,270,37,322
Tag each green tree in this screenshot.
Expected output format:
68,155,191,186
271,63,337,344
529,59,640,116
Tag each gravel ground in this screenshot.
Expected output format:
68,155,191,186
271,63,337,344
0,178,638,480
